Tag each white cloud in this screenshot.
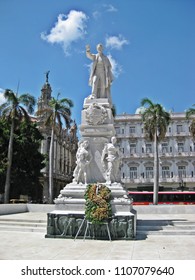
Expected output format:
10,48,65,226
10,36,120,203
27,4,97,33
92,10,101,20
104,4,118,12
41,10,88,56
93,4,117,20
106,35,129,50
107,54,122,78
0,88,5,105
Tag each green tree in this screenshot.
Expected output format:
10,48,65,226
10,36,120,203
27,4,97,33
140,98,171,205
111,104,117,117
11,120,45,201
37,94,73,203
0,89,36,203
186,104,195,139
0,118,45,201
0,118,10,195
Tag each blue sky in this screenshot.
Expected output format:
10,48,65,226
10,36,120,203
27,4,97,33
0,0,195,130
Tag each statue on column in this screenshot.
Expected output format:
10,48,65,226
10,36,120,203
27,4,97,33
101,136,121,184
45,70,50,83
86,44,113,100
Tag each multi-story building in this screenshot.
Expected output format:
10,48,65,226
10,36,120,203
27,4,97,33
36,75,78,201
115,110,195,191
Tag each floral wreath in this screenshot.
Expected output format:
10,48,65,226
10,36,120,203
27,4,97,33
84,183,112,224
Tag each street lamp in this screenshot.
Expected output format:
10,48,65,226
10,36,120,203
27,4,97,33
179,179,186,191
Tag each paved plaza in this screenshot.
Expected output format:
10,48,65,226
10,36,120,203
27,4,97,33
0,212,195,260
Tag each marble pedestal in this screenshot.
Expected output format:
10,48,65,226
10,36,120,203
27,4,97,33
45,96,137,240
45,182,137,240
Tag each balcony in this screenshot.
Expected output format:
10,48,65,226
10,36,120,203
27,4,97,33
175,151,195,157
122,177,154,184
121,175,195,184
121,152,141,159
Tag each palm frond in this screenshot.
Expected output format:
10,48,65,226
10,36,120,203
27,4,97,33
140,98,154,108
141,98,170,143
18,106,30,121
56,112,63,130
4,89,18,104
0,102,11,112
60,98,74,108
45,112,53,127
19,94,36,114
186,105,195,119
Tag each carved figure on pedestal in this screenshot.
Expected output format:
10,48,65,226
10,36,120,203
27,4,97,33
101,136,121,184
73,140,91,184
86,44,113,100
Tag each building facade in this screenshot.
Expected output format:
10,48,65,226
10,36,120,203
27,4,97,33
36,76,78,202
115,112,195,191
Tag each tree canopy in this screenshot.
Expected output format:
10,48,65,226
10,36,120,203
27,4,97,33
186,104,195,139
0,118,45,202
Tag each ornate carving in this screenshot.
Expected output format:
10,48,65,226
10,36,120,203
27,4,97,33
85,103,108,125
46,213,135,240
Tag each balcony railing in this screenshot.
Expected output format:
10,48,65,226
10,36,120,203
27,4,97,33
121,176,195,184
121,151,195,159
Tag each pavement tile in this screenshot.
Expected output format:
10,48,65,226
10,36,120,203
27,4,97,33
0,212,195,260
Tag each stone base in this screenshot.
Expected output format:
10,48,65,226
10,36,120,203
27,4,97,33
45,210,136,240
54,182,133,213
46,182,137,240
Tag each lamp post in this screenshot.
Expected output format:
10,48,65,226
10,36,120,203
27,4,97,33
179,179,186,191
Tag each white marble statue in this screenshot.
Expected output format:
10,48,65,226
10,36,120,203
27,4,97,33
101,136,121,184
86,43,113,99
73,140,91,184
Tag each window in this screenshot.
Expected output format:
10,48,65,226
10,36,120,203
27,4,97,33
146,167,153,178
115,127,120,134
178,166,186,178
129,126,136,134
168,127,171,133
162,166,170,178
121,128,125,134
130,167,137,179
146,143,152,153
178,142,184,152
130,143,136,154
177,125,183,134
162,143,168,153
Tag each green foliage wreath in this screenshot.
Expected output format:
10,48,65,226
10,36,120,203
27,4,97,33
84,184,112,224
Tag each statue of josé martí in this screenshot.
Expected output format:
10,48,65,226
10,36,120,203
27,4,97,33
50,42,136,241
71,43,117,184
86,44,113,100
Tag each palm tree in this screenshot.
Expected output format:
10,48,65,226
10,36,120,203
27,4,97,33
140,98,171,205
186,104,195,139
0,89,36,203
37,94,73,203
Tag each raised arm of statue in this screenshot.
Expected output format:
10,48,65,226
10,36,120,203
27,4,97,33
86,44,95,61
